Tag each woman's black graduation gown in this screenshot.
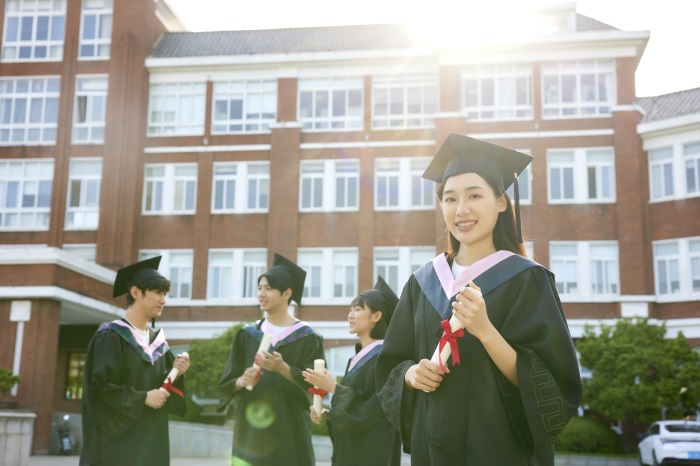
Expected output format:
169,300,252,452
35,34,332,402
218,319,325,466
328,343,401,466
80,320,186,466
376,253,582,466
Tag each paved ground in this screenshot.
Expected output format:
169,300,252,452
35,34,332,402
26,455,358,465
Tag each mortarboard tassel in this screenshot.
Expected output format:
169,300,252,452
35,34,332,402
513,167,523,244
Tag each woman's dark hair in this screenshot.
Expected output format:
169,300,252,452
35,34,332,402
350,295,387,340
258,273,293,304
125,276,171,307
436,173,526,259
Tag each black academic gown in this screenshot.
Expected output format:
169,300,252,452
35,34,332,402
376,253,582,466
329,343,402,466
80,320,186,466
218,319,325,466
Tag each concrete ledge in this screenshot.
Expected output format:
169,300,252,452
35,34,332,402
0,410,36,466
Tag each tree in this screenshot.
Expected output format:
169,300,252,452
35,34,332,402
577,319,700,424
185,323,244,399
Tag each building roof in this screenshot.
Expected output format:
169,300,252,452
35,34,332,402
152,13,619,58
638,88,700,123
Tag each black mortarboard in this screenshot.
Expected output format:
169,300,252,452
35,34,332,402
359,276,399,324
264,253,307,305
113,256,165,298
423,133,533,242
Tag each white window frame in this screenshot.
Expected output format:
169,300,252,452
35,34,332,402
0,158,53,230
65,158,101,230
211,80,276,134
648,146,675,201
506,152,532,205
2,0,66,62
550,241,620,300
299,159,359,212
646,134,700,202
147,82,206,136
72,75,107,144
653,237,700,301
371,74,438,129
0,76,60,145
139,249,194,301
374,157,434,210
461,64,533,121
62,243,96,262
211,161,269,214
298,77,363,131
374,246,435,295
547,148,616,204
207,248,267,304
298,248,358,305
541,60,616,119
684,142,700,196
78,0,112,60
142,163,197,215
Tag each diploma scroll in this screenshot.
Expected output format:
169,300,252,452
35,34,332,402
430,316,464,374
312,359,325,416
246,333,273,391
160,351,188,397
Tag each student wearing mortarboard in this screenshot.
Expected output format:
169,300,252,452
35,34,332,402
375,133,582,465
218,253,325,466
80,256,189,466
303,276,403,466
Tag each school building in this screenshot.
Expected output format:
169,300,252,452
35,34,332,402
0,0,698,454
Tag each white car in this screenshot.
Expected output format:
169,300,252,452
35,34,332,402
638,420,700,465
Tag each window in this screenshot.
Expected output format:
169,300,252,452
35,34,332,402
0,77,60,145
147,82,206,136
78,0,112,59
298,77,363,130
207,249,266,301
140,250,193,300
547,148,615,204
62,243,96,262
506,155,532,205
299,159,359,212
653,238,700,298
298,248,358,304
0,159,53,230
372,74,438,129
143,164,197,215
684,142,700,195
211,80,276,134
72,76,107,143
375,157,434,210
211,161,269,213
541,60,615,118
2,0,66,61
65,352,86,400
649,147,674,200
462,64,533,120
374,246,435,295
550,242,620,298
65,158,101,229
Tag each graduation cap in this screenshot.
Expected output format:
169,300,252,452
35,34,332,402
112,256,165,298
264,253,307,305
423,133,533,242
359,276,399,324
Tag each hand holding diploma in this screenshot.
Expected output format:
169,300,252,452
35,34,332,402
159,352,189,398
306,359,327,416
247,333,273,390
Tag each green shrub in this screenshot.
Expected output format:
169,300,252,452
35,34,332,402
311,418,330,436
555,416,621,454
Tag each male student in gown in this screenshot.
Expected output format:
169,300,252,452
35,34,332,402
218,253,325,466
80,256,189,466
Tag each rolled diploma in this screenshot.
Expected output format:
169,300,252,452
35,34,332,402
312,359,325,416
430,316,462,369
160,352,189,392
246,333,273,391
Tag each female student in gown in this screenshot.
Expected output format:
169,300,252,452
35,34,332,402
375,133,582,466
303,277,402,466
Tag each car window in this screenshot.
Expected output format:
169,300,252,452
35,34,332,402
666,424,700,433
651,424,660,435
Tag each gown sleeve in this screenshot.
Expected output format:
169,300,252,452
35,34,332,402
494,267,582,454
330,357,385,435
217,329,249,411
375,277,419,453
287,332,325,392
85,330,147,439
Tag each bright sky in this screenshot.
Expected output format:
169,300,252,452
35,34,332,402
167,0,700,97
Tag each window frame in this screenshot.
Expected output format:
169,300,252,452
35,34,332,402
547,148,616,204
298,248,359,305
299,159,359,212
139,249,194,301
373,246,435,295
206,248,267,303
0,76,61,146
147,81,206,136
78,0,112,60
211,79,277,134
142,163,198,215
550,241,620,300
541,60,616,119
298,77,364,131
371,74,439,129
72,74,108,144
2,0,67,62
461,63,533,121
211,161,270,214
0,158,54,231
653,237,700,301
374,157,435,211
64,157,101,230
